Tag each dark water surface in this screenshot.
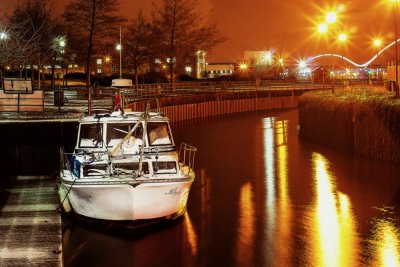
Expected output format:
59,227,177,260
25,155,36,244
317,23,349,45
63,109,400,267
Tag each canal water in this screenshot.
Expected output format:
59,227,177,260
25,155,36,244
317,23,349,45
62,109,400,267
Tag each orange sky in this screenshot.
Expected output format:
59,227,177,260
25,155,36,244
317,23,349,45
2,0,396,64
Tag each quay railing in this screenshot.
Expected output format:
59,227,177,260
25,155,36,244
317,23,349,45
1,80,384,113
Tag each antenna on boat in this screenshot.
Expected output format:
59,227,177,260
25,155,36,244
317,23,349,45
155,98,160,113
138,105,149,175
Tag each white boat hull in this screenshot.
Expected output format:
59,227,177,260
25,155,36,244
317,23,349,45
59,175,194,221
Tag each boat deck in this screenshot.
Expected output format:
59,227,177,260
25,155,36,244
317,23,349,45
0,175,62,266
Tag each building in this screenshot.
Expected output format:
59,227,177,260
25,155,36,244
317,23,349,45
205,63,235,78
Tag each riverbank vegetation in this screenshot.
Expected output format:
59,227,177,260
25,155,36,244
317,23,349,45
298,87,400,163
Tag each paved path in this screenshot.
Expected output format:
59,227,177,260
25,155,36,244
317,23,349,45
0,175,62,266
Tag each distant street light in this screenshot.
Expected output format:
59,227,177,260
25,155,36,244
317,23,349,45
338,33,347,42
104,56,112,76
0,32,7,40
239,63,248,70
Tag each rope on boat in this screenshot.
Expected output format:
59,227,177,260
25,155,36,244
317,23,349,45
56,148,78,213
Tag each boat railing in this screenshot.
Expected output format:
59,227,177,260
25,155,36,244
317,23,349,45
59,147,74,173
178,143,197,175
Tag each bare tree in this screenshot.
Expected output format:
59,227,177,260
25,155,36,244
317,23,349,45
152,0,225,86
124,10,152,89
1,0,58,82
63,0,125,114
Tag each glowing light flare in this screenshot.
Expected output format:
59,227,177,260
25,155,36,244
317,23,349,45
0,32,8,40
326,11,337,24
115,43,122,50
263,51,273,64
373,39,382,48
104,56,112,63
298,60,307,69
318,23,328,34
239,63,248,70
338,33,347,42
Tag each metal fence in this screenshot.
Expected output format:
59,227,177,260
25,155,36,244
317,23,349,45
2,80,369,113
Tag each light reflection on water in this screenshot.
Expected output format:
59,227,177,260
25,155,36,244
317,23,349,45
63,110,400,267
308,153,360,267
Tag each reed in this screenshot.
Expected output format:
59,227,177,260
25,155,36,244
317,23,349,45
299,88,400,163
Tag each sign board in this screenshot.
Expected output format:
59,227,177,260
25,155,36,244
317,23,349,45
111,79,133,89
3,78,33,94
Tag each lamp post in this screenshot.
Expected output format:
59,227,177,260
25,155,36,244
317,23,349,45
115,26,122,78
373,39,382,80
337,33,347,83
0,31,7,84
318,23,328,88
392,0,399,97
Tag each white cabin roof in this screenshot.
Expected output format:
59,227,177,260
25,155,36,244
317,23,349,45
80,111,169,123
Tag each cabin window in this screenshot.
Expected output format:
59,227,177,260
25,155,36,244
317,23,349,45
79,123,104,148
153,161,177,174
106,122,143,148
147,122,172,146
113,162,149,174
83,163,108,177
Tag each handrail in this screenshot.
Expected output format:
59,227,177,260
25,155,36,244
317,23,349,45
179,142,197,175
4,80,382,113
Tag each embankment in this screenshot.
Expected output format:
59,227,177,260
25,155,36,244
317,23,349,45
298,89,400,163
127,90,305,122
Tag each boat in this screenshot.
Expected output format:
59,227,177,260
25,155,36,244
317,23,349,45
58,106,197,222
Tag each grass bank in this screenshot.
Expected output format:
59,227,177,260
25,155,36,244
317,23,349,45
298,88,400,163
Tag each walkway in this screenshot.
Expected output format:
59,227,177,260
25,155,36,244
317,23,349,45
0,175,62,266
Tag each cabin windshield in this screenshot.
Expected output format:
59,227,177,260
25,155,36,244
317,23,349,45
147,122,173,146
79,123,104,148
106,122,143,148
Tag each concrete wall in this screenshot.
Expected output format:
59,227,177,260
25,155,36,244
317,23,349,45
127,90,304,122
